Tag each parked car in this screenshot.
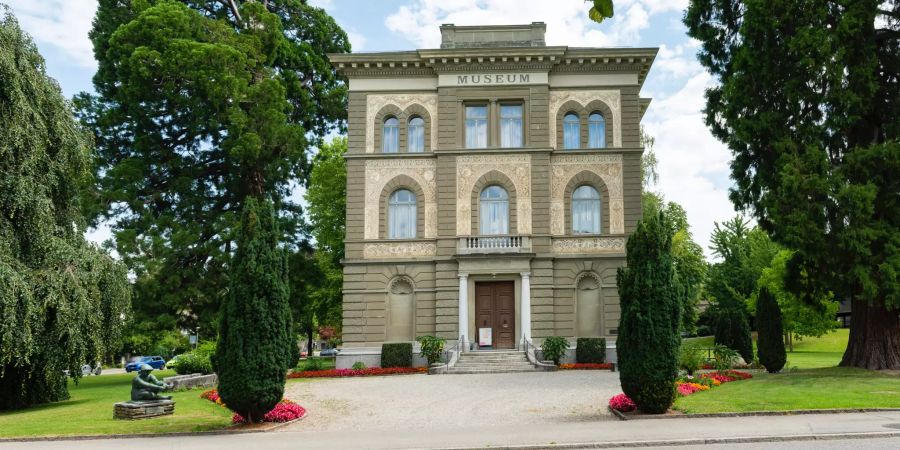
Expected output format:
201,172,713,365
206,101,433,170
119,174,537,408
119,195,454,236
81,363,102,376
125,356,166,372
319,348,340,357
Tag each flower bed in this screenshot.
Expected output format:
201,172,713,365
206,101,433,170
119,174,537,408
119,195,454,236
201,389,307,424
559,363,613,370
608,393,636,412
287,367,426,379
676,370,753,397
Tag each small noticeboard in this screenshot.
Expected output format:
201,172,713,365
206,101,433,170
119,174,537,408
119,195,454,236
478,327,493,347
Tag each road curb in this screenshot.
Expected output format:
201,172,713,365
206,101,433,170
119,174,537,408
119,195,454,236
609,407,900,421
439,431,900,449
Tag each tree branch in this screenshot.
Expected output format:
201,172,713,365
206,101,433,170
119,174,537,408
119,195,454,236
223,0,242,25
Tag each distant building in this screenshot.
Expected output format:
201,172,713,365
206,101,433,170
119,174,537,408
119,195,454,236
329,23,657,367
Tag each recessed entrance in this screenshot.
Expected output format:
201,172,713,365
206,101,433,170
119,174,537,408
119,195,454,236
474,281,516,349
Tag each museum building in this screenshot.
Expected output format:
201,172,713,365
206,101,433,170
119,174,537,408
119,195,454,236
328,23,657,368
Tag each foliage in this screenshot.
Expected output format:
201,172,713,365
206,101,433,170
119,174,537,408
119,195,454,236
575,338,607,364
617,212,681,414
351,361,367,370
287,367,426,378
608,393,636,413
560,363,613,370
381,343,413,368
588,0,615,24
541,336,570,365
171,341,216,375
0,10,131,410
713,308,753,364
712,345,740,373
756,287,787,373
417,335,446,366
214,198,293,423
301,356,325,372
75,0,350,336
232,399,305,424
678,345,705,376
685,0,900,369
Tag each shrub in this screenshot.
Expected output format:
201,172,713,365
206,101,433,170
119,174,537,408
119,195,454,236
608,394,637,413
381,343,413,368
756,286,787,373
712,345,740,372
417,335,446,365
576,338,606,364
678,345,704,376
172,341,217,375
616,212,681,414
351,361,367,370
215,198,293,423
303,357,324,371
232,399,306,424
541,336,570,365
714,307,754,364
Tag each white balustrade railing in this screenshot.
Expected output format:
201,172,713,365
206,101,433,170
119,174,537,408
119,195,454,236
458,235,530,254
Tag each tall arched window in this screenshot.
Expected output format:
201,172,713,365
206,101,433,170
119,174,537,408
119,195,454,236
408,117,424,152
479,185,509,235
563,113,580,149
388,189,416,238
383,117,399,153
572,185,601,234
588,113,606,148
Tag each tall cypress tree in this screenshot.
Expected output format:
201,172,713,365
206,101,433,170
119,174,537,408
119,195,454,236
214,197,293,422
617,212,681,414
756,286,786,373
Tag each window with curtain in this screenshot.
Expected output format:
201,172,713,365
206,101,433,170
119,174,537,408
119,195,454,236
588,113,606,148
465,105,488,149
388,189,416,238
563,113,580,149
479,185,509,235
572,185,601,234
408,117,424,152
500,104,523,148
383,117,399,153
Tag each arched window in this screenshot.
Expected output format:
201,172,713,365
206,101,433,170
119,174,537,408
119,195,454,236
479,185,509,235
572,185,601,234
408,117,424,152
588,113,606,148
563,113,580,149
576,276,602,337
388,189,416,238
386,279,414,342
383,117,399,153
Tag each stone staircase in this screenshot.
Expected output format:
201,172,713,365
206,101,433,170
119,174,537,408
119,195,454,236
446,350,539,374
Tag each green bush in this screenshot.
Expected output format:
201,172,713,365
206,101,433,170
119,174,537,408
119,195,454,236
756,286,787,373
417,335,446,365
171,341,216,375
575,338,607,364
678,345,704,375
616,212,681,414
302,357,324,371
713,345,740,372
351,361,367,370
541,336,570,365
714,307,754,364
381,343,413,368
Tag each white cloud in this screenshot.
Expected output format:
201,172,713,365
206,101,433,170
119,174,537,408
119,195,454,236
4,0,97,69
346,29,367,51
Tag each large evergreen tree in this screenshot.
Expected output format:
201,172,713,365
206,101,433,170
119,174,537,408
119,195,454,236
756,286,787,373
75,0,349,334
686,1,900,369
214,197,292,422
617,212,681,414
706,217,755,362
0,9,130,410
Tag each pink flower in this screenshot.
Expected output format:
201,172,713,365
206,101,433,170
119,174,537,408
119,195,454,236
232,399,307,424
608,393,636,412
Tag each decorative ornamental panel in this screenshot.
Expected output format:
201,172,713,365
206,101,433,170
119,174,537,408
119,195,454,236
363,242,437,259
550,154,624,234
552,237,626,254
456,154,532,235
364,159,437,239
549,90,622,148
366,94,438,153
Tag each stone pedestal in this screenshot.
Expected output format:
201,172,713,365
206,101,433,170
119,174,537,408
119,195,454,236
113,399,175,420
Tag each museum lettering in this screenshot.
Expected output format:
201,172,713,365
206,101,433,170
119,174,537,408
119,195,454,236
457,73,530,85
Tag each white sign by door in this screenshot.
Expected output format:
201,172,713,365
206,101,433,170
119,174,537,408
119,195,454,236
478,327,493,347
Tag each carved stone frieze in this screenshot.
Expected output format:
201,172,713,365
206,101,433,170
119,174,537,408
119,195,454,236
549,90,622,148
364,159,437,239
552,237,626,254
550,154,624,235
363,242,437,259
366,94,438,153
456,154,532,235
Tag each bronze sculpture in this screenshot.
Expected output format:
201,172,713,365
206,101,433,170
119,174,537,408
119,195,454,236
131,364,172,401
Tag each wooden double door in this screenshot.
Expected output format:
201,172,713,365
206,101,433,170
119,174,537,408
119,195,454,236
475,281,516,349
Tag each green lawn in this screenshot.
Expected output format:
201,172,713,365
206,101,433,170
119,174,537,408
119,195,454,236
675,329,900,413
0,371,232,438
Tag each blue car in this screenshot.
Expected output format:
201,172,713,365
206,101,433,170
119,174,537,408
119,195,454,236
125,356,166,372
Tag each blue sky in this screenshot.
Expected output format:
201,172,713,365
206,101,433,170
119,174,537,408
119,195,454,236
5,0,739,256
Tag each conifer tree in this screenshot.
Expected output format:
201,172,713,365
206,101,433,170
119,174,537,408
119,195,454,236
214,197,293,422
616,212,681,414
756,286,786,373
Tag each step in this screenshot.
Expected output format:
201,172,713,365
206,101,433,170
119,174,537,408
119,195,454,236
447,368,540,374
453,363,534,368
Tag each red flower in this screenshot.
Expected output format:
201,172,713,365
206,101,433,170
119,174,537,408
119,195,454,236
232,399,307,424
287,367,426,379
608,393,636,412
559,363,613,370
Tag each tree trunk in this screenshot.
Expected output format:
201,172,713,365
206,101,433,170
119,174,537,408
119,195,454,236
839,299,900,370
306,327,314,355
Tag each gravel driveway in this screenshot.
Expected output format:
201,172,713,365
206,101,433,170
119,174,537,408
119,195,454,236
281,370,621,432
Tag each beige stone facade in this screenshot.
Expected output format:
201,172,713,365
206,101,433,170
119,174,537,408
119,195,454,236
330,23,656,365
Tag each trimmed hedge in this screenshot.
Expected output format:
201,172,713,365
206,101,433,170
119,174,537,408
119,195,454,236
576,338,607,364
756,286,786,373
381,343,413,368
